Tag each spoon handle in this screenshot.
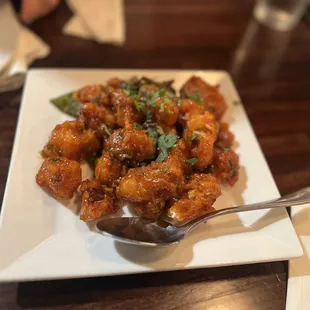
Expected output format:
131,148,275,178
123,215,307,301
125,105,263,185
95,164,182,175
186,186,310,231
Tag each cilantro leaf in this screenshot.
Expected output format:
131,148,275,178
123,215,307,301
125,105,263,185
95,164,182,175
156,134,179,162
191,133,198,140
156,148,168,162
186,158,199,165
146,110,153,122
100,124,112,136
186,92,203,104
133,123,142,129
122,89,130,96
146,126,159,140
134,101,145,112
158,134,178,149
148,88,174,108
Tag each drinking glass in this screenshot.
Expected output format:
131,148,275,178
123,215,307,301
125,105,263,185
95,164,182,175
253,0,308,31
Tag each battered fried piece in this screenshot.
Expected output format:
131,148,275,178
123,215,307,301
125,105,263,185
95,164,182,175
116,154,185,218
138,84,159,98
179,98,204,119
110,89,143,127
73,84,109,105
135,201,166,220
107,77,122,89
167,173,221,222
183,111,217,171
79,179,117,222
106,128,156,161
43,120,101,161
181,76,227,120
95,152,126,187
154,97,179,128
215,122,235,149
213,148,239,186
79,102,115,134
36,158,82,200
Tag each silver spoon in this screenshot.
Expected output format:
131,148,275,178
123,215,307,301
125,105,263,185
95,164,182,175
96,187,310,247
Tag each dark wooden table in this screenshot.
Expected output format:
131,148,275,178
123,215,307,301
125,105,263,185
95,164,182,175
0,1,309,309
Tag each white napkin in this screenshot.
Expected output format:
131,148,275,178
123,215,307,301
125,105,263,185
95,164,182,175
6,25,50,76
286,204,310,310
63,0,125,45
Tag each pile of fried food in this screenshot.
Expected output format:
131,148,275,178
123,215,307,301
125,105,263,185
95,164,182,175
36,76,239,223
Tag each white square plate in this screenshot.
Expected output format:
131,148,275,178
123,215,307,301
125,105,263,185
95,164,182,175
0,69,302,282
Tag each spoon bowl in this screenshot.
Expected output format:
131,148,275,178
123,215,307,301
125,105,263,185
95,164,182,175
97,217,186,247
96,187,310,247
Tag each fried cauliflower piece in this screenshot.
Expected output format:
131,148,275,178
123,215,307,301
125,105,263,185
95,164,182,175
95,152,126,187
79,179,118,222
110,89,143,127
79,102,115,135
181,76,227,120
36,157,82,199
135,201,166,220
43,120,101,161
73,84,109,105
215,122,235,149
178,98,204,124
116,151,185,219
154,97,179,128
107,77,123,89
213,148,239,186
183,111,217,171
106,128,156,161
167,173,221,222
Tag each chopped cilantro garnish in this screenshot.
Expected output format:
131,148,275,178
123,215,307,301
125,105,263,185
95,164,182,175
186,92,203,104
123,89,137,96
156,148,168,162
134,101,145,112
156,133,179,162
146,110,153,123
146,126,158,140
100,124,112,136
133,123,142,129
48,157,62,162
186,158,199,165
233,100,241,106
148,99,156,108
191,133,198,141
158,89,167,97
149,88,174,108
122,89,130,96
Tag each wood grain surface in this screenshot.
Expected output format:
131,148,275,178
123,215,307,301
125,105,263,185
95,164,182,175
0,0,309,309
